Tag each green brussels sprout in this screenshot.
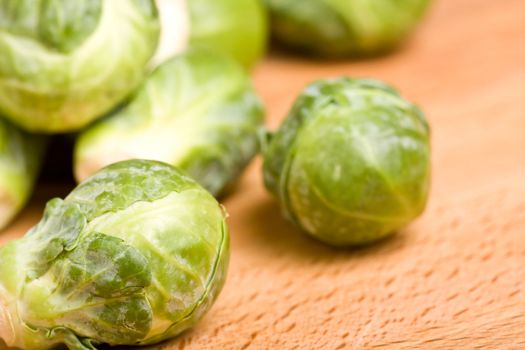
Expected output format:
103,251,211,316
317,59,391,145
262,78,431,246
74,48,264,196
0,118,45,229
0,159,229,350
153,0,267,68
264,0,430,57
0,0,160,133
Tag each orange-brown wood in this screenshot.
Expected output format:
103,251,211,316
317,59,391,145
1,0,525,348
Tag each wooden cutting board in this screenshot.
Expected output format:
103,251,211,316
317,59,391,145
1,0,524,348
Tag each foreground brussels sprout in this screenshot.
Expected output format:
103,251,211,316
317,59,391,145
263,78,431,246
75,49,264,196
265,0,430,56
153,0,267,68
0,118,45,229
0,0,159,133
0,159,229,350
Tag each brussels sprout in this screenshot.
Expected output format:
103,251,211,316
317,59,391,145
0,118,45,229
74,49,264,196
265,0,430,57
0,0,160,133
0,159,229,350
153,0,267,68
262,78,431,246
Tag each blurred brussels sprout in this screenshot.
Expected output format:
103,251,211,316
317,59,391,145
0,118,45,229
153,0,267,68
265,0,430,57
263,78,431,246
0,0,160,133
75,48,264,196
0,159,229,350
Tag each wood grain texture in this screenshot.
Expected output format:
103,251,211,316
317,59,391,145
1,0,525,348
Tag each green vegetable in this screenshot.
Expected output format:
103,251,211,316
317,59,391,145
262,78,431,246
0,0,160,133
0,159,229,350
74,48,264,196
265,0,430,57
0,118,45,229
154,0,267,68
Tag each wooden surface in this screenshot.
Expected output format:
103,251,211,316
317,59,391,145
2,0,525,348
